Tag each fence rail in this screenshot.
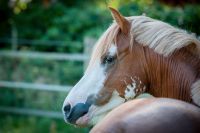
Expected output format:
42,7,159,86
0,81,71,92
0,106,63,119
0,81,70,118
0,38,81,46
0,37,96,118
0,50,89,61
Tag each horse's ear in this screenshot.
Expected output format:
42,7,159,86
109,7,130,34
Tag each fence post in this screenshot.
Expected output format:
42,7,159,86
11,22,18,51
83,37,96,70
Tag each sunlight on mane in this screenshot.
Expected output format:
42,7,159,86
87,15,200,72
129,16,200,56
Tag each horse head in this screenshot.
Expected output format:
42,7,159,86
62,7,200,126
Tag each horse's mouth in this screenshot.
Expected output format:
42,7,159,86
75,106,109,127
63,113,91,127
75,106,97,127
75,113,90,127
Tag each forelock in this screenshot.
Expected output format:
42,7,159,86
86,23,120,71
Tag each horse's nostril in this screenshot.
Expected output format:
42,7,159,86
63,104,71,114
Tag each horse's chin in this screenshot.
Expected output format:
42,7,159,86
75,108,108,127
75,114,90,127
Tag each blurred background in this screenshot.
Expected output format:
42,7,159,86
0,0,200,133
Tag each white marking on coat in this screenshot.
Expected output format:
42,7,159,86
108,44,117,56
63,44,118,114
124,82,137,100
63,60,106,109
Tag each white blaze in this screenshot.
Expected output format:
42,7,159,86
108,44,117,56
62,44,124,125
63,44,118,108
63,60,106,108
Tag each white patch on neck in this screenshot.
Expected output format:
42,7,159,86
108,44,117,56
124,82,136,100
124,77,147,100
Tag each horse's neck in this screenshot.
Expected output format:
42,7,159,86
143,46,200,101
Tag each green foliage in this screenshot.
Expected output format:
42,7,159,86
6,1,200,46
11,2,109,52
119,1,200,35
1,0,199,52
0,57,83,84
0,57,85,132
0,114,89,133
0,88,65,110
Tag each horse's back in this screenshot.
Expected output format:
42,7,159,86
90,98,200,133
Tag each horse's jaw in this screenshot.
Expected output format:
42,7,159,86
74,91,155,127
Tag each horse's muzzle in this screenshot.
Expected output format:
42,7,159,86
63,102,91,124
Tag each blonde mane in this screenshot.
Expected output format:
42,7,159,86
129,16,200,56
87,15,200,70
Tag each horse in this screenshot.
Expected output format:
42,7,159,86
90,98,200,133
62,7,200,127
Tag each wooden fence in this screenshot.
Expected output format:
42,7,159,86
0,37,96,119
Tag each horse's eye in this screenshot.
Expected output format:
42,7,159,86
103,56,116,64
